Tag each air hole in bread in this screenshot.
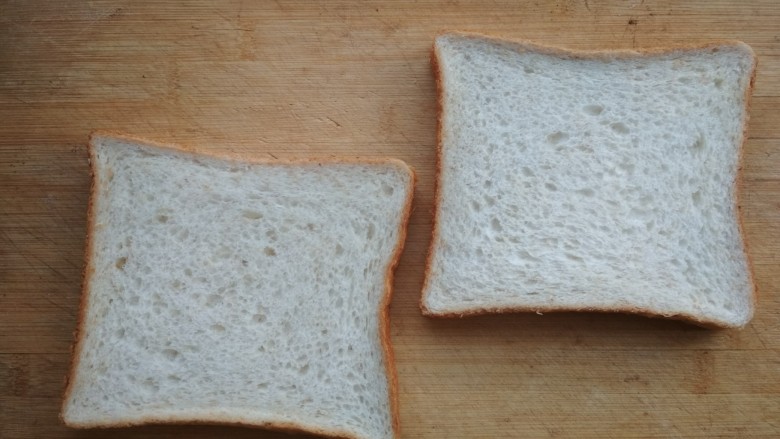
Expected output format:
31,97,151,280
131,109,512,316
366,223,375,240
618,162,636,175
206,294,221,307
115,257,127,270
216,246,231,259
583,104,604,115
610,122,630,134
156,215,169,223
692,190,703,206
242,210,263,220
142,378,159,393
264,247,277,257
210,324,225,333
161,349,179,361
547,131,569,145
689,135,706,153
576,188,595,197
576,144,594,153
490,218,502,232
380,182,395,196
544,182,557,191
519,250,539,262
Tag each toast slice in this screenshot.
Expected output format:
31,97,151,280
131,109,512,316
422,32,757,328
62,133,414,439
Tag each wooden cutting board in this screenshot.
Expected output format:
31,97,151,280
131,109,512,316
2,1,779,438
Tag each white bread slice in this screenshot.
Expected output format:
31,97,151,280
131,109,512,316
422,32,757,328
62,133,414,439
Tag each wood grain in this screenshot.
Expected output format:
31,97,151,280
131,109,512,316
1,1,779,438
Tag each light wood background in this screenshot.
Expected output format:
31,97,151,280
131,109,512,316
1,1,779,438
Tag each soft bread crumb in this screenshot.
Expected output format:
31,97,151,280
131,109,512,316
62,133,414,439
422,33,756,328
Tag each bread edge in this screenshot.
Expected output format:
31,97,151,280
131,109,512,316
430,30,757,61
420,39,446,316
60,137,100,425
63,415,364,439
86,130,416,169
379,163,415,439
420,31,758,329
61,131,416,439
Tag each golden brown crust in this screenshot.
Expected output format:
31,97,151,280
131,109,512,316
88,130,413,169
420,31,758,329
734,51,760,320
379,166,415,438
60,140,99,422
434,30,755,60
422,303,730,330
61,131,413,438
420,41,446,315
65,415,359,439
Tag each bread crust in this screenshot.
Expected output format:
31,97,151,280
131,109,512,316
60,138,99,426
380,164,415,437
421,31,758,329
61,131,414,439
734,50,760,324
64,416,359,439
420,42,446,317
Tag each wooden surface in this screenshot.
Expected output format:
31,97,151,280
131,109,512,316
1,1,779,438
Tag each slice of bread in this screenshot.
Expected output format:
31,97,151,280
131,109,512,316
422,32,757,328
62,132,414,439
